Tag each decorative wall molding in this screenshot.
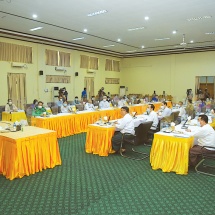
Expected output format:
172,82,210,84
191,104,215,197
105,78,120,84
46,75,70,83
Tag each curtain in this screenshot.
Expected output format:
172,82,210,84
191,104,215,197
113,60,120,72
195,76,200,94
84,77,94,98
89,57,98,70
80,55,89,68
59,51,70,67
0,42,32,63
45,49,58,66
7,73,26,109
105,59,112,71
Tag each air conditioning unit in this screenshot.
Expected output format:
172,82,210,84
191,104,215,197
87,69,95,74
55,66,66,71
11,62,26,68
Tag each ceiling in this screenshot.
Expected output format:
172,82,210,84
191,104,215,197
0,0,215,57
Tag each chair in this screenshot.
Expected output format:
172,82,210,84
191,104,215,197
195,146,215,177
147,121,160,145
119,132,149,160
75,104,84,111
135,121,153,145
51,106,59,115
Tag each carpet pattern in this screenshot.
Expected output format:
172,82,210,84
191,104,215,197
0,133,215,215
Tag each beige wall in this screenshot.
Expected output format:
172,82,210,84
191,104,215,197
1,37,215,107
0,37,121,106
121,52,215,102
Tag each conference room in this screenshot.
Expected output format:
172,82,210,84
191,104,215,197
0,0,215,214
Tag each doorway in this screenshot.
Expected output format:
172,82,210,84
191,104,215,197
84,77,94,99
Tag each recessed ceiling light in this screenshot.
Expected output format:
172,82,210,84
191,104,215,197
103,45,115,48
205,32,215,35
141,45,145,48
187,15,212,21
117,39,121,42
30,27,43,31
32,14,37,19
83,29,88,32
155,38,170,41
128,27,145,31
87,10,107,17
145,16,149,20
172,30,177,34
73,37,84,41
190,40,194,43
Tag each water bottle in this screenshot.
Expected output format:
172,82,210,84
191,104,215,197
13,123,16,131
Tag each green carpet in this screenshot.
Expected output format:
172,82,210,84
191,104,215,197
0,133,215,215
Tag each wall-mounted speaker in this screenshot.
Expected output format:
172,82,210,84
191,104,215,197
75,72,78,76
39,70,43,75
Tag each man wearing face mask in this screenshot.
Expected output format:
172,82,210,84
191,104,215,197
61,101,71,113
187,115,215,167
72,96,80,105
118,96,127,107
57,96,64,107
175,101,186,124
159,101,171,119
5,99,18,112
147,104,159,130
32,101,47,116
99,96,110,109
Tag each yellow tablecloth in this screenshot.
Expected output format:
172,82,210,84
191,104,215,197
85,125,115,156
150,133,194,175
0,126,61,180
2,111,27,122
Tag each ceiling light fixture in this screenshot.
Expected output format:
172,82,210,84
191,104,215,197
172,30,177,34
141,45,145,48
128,27,145,31
190,40,194,43
144,16,149,20
117,39,121,42
87,10,107,17
30,27,43,31
205,32,215,35
155,38,170,41
187,15,212,21
103,45,115,48
73,37,84,41
83,29,88,32
32,14,37,19
126,50,137,53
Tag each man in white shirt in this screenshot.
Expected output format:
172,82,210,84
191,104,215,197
187,115,215,166
147,104,159,130
99,96,110,109
160,101,171,119
175,101,186,124
112,106,134,152
84,99,95,111
118,96,127,107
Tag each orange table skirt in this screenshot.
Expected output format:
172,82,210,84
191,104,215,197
2,111,27,122
85,125,115,156
0,126,61,180
150,133,194,175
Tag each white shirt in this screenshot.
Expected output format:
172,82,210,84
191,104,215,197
161,107,172,118
178,106,186,117
118,99,127,107
194,124,215,150
84,103,94,111
148,111,159,130
61,105,71,113
115,113,135,135
99,100,110,109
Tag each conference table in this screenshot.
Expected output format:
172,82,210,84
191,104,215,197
32,102,171,138
0,124,61,180
2,111,27,122
150,122,200,175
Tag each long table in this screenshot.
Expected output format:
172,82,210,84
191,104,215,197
0,125,61,180
33,102,171,138
2,111,27,122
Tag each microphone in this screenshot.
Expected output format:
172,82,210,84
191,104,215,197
181,116,191,129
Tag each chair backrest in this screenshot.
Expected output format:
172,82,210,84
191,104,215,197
51,106,59,115
173,111,180,121
135,121,153,145
75,104,84,111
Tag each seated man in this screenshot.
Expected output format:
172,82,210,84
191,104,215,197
151,95,158,102
60,101,71,113
99,96,110,109
176,101,186,124
32,101,48,116
187,115,215,167
118,96,127,107
72,96,80,105
56,96,64,107
112,106,135,152
147,104,159,130
84,99,95,111
159,101,171,119
5,99,18,112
